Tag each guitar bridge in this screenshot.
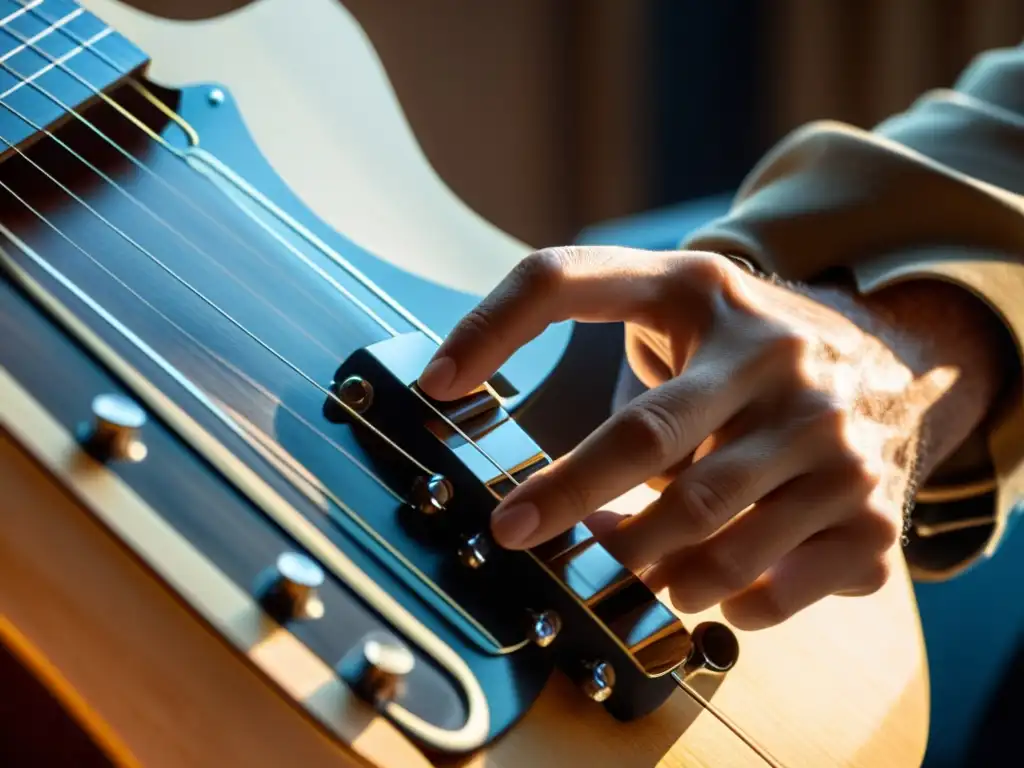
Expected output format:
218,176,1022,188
324,331,739,722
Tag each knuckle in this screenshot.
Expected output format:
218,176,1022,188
858,556,892,594
616,401,683,463
679,252,733,291
753,584,792,627
513,248,570,296
747,330,814,382
854,504,902,549
683,479,736,538
801,400,852,450
701,544,753,593
663,253,735,312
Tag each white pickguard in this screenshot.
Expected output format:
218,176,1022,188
82,0,531,298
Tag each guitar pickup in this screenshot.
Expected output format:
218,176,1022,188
325,331,736,723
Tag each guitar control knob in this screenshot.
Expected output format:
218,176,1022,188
254,552,326,622
580,660,616,703
340,631,416,706
78,393,148,463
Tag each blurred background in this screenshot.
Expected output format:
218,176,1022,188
345,0,1024,248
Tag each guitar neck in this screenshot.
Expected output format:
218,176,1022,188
0,0,147,152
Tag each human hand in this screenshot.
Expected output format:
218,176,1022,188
417,247,963,629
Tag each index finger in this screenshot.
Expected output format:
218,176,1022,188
417,246,671,400
489,361,757,550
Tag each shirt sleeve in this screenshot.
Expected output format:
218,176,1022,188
680,45,1024,555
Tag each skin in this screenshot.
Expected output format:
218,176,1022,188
417,246,1005,630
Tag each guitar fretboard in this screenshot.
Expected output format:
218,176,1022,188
0,0,147,153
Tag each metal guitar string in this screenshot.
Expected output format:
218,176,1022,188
11,0,521,491
0,18,528,657
3,5,779,763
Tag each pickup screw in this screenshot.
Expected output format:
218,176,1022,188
208,88,225,106
411,473,452,515
528,610,562,648
458,533,491,569
580,660,616,702
332,375,374,413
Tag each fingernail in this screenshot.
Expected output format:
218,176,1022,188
491,503,540,548
418,356,456,397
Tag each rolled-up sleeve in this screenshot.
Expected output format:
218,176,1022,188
681,45,1024,553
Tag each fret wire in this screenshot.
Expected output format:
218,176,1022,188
0,26,108,99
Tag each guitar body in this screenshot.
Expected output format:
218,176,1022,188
0,0,928,766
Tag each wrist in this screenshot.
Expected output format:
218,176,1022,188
829,279,1008,479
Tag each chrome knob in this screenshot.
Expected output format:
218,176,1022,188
527,610,562,648
341,631,416,706
78,393,148,462
580,660,616,703
254,552,326,622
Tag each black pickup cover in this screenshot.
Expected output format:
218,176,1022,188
328,331,696,720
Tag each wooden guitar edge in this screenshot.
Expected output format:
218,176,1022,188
0,368,431,768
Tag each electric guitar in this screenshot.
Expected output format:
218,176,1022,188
0,0,928,765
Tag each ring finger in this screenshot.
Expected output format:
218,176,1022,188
640,469,861,613
604,422,818,572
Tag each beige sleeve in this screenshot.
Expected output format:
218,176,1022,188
680,45,1024,548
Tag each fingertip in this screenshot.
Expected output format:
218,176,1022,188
417,356,457,400
490,502,540,549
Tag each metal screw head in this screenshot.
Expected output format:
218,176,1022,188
207,87,225,106
580,660,616,703
346,631,416,706
255,552,326,622
458,533,491,569
411,473,452,515
332,375,374,413
528,610,562,648
80,393,148,462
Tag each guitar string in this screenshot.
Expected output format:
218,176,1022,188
2,6,782,762
0,18,529,655
0,7,527,572
12,0,523,491
0,169,521,658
